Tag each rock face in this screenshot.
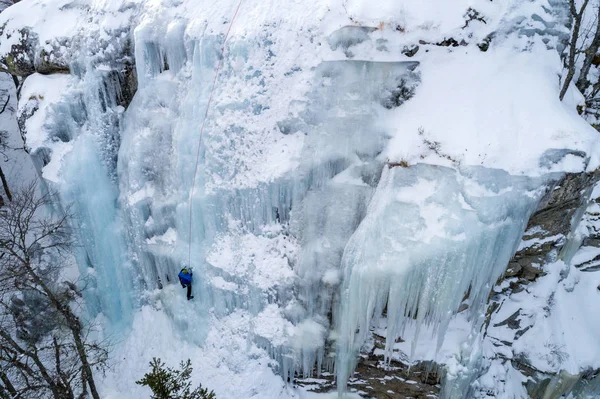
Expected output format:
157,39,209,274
0,26,36,76
0,25,79,77
0,2,138,184
295,170,600,398
297,333,441,398
502,172,598,288
491,170,599,301
479,170,600,398
0,5,137,108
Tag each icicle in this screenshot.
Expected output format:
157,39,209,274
336,164,549,393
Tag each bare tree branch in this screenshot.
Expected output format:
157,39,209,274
0,95,8,115
560,0,591,100
0,167,10,203
0,181,108,399
576,5,600,95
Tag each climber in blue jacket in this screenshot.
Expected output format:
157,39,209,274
178,267,194,300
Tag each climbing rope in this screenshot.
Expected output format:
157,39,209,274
187,0,244,268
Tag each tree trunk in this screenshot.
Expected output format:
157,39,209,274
67,314,100,399
0,166,11,202
10,75,19,98
0,371,17,398
0,95,9,114
560,0,591,100
575,6,600,95
25,265,101,399
54,337,76,399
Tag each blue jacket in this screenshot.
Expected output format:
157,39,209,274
178,269,193,286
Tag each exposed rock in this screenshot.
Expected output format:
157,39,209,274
514,325,532,340
401,45,419,58
486,171,600,301
582,237,600,247
0,27,71,77
520,368,600,399
436,37,460,47
536,171,597,213
576,252,600,271
493,309,521,330
1,8,136,115
480,170,600,397
519,262,544,281
457,302,469,313
0,27,36,76
350,357,440,399
296,334,441,398
36,47,70,75
16,95,38,151
508,279,525,293
478,34,494,52
462,8,487,29
505,261,522,277
118,61,137,108
497,171,600,288
104,42,138,110
419,37,469,48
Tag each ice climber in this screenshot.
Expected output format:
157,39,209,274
178,268,194,300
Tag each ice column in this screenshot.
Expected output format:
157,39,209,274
43,64,135,328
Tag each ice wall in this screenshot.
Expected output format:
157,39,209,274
17,65,135,328
335,163,550,393
59,70,134,328
118,18,421,378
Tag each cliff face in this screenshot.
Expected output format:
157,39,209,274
479,172,600,398
294,171,600,399
2,1,600,398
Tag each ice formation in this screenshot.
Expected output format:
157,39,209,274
80,9,424,384
2,0,600,397
335,164,551,393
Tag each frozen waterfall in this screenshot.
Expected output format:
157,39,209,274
119,23,423,379
117,24,559,393
6,0,600,396
22,64,136,328
22,24,561,394
336,164,552,394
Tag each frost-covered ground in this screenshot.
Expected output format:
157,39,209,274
2,0,600,398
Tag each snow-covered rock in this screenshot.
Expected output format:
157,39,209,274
479,171,600,398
